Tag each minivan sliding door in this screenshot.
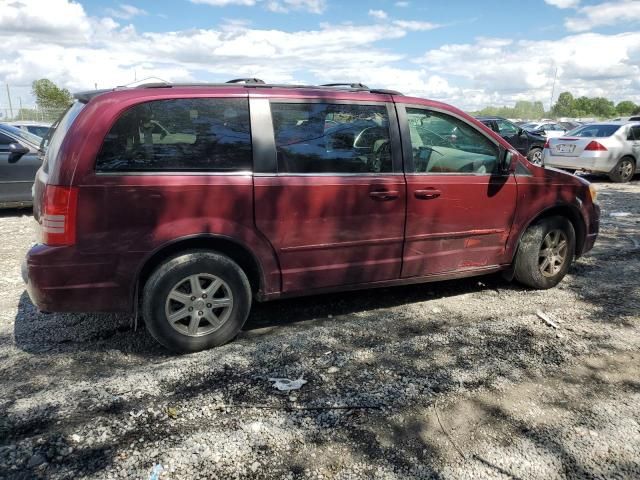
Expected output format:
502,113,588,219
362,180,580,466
251,96,406,293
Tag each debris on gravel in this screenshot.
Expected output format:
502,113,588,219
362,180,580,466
0,178,639,479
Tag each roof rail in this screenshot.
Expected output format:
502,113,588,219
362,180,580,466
226,78,266,84
321,83,369,89
73,80,404,102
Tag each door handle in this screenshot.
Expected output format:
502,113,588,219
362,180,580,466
369,190,399,201
414,189,441,200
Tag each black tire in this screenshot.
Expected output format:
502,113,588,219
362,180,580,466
527,147,543,165
514,216,575,289
608,156,635,183
142,251,251,353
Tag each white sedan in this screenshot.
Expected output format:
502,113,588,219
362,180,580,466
543,122,640,182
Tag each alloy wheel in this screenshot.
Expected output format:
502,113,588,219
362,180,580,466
538,229,568,277
617,159,634,181
531,149,543,165
164,273,233,337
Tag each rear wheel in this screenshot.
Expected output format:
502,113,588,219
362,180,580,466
142,251,251,353
527,147,543,165
609,157,635,183
514,216,575,289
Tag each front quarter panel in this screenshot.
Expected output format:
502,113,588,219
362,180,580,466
508,161,598,260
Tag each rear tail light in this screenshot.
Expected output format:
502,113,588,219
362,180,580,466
544,139,550,148
584,141,607,151
42,185,78,246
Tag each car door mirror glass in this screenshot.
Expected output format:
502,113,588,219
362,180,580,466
502,150,515,172
8,142,30,163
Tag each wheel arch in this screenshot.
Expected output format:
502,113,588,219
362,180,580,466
134,234,265,307
512,203,587,261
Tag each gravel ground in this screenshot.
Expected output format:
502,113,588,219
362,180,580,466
0,176,639,480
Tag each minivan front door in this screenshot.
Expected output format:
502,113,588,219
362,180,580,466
253,98,406,292
398,105,517,278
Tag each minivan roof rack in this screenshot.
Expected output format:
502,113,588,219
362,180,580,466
74,80,404,102
321,82,369,89
226,78,266,84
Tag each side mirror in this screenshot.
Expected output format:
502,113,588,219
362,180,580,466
8,142,30,163
518,128,526,136
501,149,515,173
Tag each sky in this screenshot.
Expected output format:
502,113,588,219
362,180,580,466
0,0,639,112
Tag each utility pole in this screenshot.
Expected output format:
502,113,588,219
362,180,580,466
5,83,13,119
19,97,23,120
549,66,558,114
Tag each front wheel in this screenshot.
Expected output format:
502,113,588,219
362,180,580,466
142,251,252,353
609,157,635,183
527,147,543,165
514,216,575,289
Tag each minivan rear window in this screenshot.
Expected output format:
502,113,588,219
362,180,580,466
95,98,252,173
43,101,85,173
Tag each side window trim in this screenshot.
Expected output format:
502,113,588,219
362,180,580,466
396,103,504,176
262,98,402,176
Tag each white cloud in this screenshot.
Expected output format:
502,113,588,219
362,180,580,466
0,0,91,43
416,32,640,109
544,0,580,8
393,20,442,31
190,0,325,13
565,0,640,32
395,1,410,6
105,4,148,20
190,0,256,6
1,0,639,112
368,9,388,20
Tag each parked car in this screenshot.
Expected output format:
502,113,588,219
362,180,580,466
476,116,546,164
22,80,600,353
0,124,42,208
610,116,640,122
544,122,640,182
521,122,567,138
7,121,52,138
558,121,582,131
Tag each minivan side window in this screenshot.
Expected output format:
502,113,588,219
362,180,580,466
96,98,252,172
406,108,499,174
270,102,393,174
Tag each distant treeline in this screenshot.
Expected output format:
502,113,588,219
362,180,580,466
473,92,640,119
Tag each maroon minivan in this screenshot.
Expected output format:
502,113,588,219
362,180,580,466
23,80,599,352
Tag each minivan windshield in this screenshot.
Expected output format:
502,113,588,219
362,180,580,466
565,124,621,138
43,101,85,173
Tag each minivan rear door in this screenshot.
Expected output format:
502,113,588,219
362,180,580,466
252,95,406,293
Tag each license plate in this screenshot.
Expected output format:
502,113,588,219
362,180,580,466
556,144,575,153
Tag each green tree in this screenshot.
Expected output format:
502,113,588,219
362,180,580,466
552,92,574,117
615,100,638,116
589,97,616,118
31,79,73,110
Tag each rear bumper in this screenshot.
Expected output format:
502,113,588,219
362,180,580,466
23,244,132,313
544,150,616,174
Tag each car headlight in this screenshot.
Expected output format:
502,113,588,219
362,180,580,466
588,184,598,204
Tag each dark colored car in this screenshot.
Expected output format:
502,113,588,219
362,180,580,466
0,124,42,208
476,116,546,164
23,80,600,353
